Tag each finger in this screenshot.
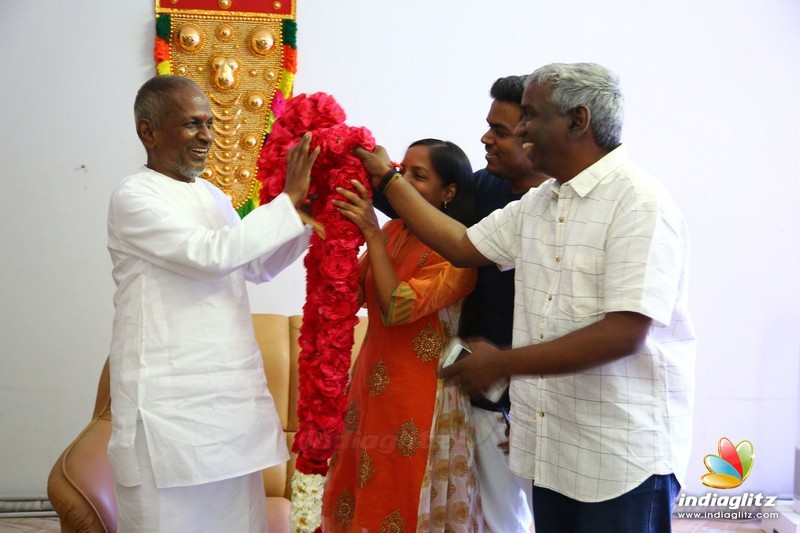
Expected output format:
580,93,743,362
297,131,312,151
288,132,311,158
305,145,321,168
335,186,360,202
285,137,304,166
335,204,365,224
438,361,460,380
350,179,370,198
331,199,352,211
351,146,370,159
336,207,356,222
292,146,320,178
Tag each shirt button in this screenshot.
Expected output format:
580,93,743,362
548,294,553,301
559,216,565,222
555,256,561,263
539,333,544,339
538,411,545,417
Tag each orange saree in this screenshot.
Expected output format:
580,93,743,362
321,219,482,532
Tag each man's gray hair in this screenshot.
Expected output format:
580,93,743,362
134,75,202,125
528,63,624,149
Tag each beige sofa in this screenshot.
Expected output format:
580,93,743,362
47,314,367,533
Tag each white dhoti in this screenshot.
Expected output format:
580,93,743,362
472,406,533,533
115,420,269,533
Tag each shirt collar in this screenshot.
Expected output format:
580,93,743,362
552,144,629,198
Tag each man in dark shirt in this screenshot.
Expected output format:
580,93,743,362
461,76,549,349
460,75,548,533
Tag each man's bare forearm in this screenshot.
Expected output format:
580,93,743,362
500,311,652,376
384,176,489,268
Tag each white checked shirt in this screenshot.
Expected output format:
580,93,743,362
466,146,695,502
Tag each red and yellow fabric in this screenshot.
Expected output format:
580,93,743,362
153,0,297,217
321,219,482,532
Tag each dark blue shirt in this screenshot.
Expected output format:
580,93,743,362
460,170,527,411
458,169,525,348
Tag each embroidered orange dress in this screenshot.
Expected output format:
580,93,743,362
321,219,482,532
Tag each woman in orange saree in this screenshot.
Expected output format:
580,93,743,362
322,139,482,532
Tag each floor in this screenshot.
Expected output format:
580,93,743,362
0,517,59,533
0,516,767,532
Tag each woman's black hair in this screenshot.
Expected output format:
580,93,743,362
407,138,477,226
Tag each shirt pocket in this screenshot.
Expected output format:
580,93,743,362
557,251,605,319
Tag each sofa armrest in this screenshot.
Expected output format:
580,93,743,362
47,361,116,533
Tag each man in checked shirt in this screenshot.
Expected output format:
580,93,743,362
350,62,695,533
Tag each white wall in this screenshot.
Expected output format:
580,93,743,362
2,0,799,501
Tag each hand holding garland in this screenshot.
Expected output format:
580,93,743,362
334,180,401,314
283,132,321,206
351,145,394,189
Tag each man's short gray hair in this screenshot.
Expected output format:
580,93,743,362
528,63,624,150
133,75,202,126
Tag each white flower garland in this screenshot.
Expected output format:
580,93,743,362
289,471,326,532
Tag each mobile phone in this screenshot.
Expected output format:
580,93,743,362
442,337,507,402
484,378,509,403
442,337,471,368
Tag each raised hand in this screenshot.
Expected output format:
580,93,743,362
352,146,393,189
333,180,381,240
284,132,321,206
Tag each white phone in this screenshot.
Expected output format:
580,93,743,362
442,337,507,403
483,378,509,403
442,337,471,368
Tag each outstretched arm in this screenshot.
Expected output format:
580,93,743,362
352,146,491,268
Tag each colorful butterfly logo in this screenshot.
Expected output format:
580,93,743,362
701,437,754,489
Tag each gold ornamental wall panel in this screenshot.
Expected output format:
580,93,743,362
154,0,297,215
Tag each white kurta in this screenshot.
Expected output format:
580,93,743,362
107,166,309,489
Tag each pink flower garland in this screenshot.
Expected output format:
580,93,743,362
257,92,375,476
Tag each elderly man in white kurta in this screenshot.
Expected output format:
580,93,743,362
107,75,319,532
